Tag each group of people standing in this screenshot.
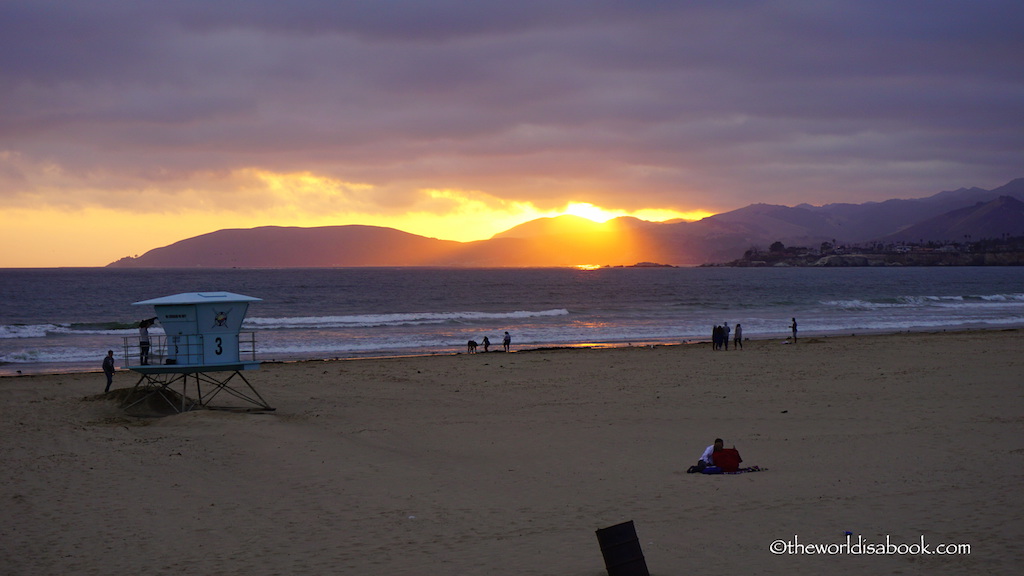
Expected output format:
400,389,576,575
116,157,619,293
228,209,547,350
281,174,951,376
711,322,742,350
710,318,800,349
467,331,512,354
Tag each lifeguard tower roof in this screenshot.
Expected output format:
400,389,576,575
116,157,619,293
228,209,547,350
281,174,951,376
133,292,262,306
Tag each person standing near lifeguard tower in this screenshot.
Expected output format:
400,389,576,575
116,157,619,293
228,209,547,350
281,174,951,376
102,350,116,392
138,317,157,365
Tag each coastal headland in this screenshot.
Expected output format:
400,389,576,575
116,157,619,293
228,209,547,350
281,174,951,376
1,330,1020,575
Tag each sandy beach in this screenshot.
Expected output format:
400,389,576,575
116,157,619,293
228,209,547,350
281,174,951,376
1,330,1021,575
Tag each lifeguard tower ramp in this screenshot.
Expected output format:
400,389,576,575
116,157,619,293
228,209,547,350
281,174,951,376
122,292,273,413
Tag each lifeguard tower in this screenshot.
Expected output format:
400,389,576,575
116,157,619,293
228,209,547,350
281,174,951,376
121,292,273,413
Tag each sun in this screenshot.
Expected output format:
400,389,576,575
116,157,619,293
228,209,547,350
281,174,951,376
557,202,713,224
562,202,621,223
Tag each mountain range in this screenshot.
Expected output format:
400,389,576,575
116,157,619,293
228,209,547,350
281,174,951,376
108,178,1024,268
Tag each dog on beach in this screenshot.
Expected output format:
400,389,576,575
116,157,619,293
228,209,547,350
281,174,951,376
467,340,478,354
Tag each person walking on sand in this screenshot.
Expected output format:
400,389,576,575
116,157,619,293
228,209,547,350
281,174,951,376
102,350,116,393
734,323,743,350
790,318,798,342
503,331,511,352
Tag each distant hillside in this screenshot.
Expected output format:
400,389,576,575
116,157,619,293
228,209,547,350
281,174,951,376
925,177,1024,204
798,178,1024,242
107,226,465,267
880,196,1024,243
108,178,1024,267
107,220,675,268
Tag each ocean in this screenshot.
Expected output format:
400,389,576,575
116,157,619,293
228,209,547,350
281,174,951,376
2,266,1023,376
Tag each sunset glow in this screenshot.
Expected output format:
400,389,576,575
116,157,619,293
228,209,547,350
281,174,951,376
0,169,712,267
1,2,1018,267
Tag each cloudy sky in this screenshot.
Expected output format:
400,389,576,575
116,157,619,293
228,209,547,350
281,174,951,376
2,1,1022,266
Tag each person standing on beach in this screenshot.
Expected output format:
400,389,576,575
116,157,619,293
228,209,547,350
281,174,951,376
790,318,798,342
102,350,116,393
734,324,743,350
723,323,731,350
482,336,490,352
503,331,511,352
139,317,157,365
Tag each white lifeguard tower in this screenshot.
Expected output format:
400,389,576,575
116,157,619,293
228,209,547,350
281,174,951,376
121,292,273,413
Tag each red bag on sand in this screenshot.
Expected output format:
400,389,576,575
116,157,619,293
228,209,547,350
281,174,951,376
712,448,742,472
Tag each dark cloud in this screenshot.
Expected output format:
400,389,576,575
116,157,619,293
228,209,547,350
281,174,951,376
1,0,1022,214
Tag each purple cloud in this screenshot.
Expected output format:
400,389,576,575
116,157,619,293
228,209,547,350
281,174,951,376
1,0,1022,214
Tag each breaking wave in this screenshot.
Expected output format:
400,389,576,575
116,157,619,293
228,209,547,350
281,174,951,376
244,309,570,330
822,293,1024,311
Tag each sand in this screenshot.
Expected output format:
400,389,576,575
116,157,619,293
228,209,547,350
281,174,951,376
1,330,1022,575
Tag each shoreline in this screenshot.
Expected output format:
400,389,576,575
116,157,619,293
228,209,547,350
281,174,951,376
3,325,1020,378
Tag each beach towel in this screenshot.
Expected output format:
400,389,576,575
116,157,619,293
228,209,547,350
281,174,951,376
700,465,765,475
727,466,765,474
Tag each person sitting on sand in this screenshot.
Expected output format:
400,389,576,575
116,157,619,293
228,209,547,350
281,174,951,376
687,438,723,473
701,438,724,464
687,438,743,473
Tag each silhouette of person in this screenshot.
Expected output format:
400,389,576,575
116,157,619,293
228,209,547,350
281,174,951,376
102,350,116,392
482,336,490,352
139,317,157,365
503,331,511,352
790,318,798,342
